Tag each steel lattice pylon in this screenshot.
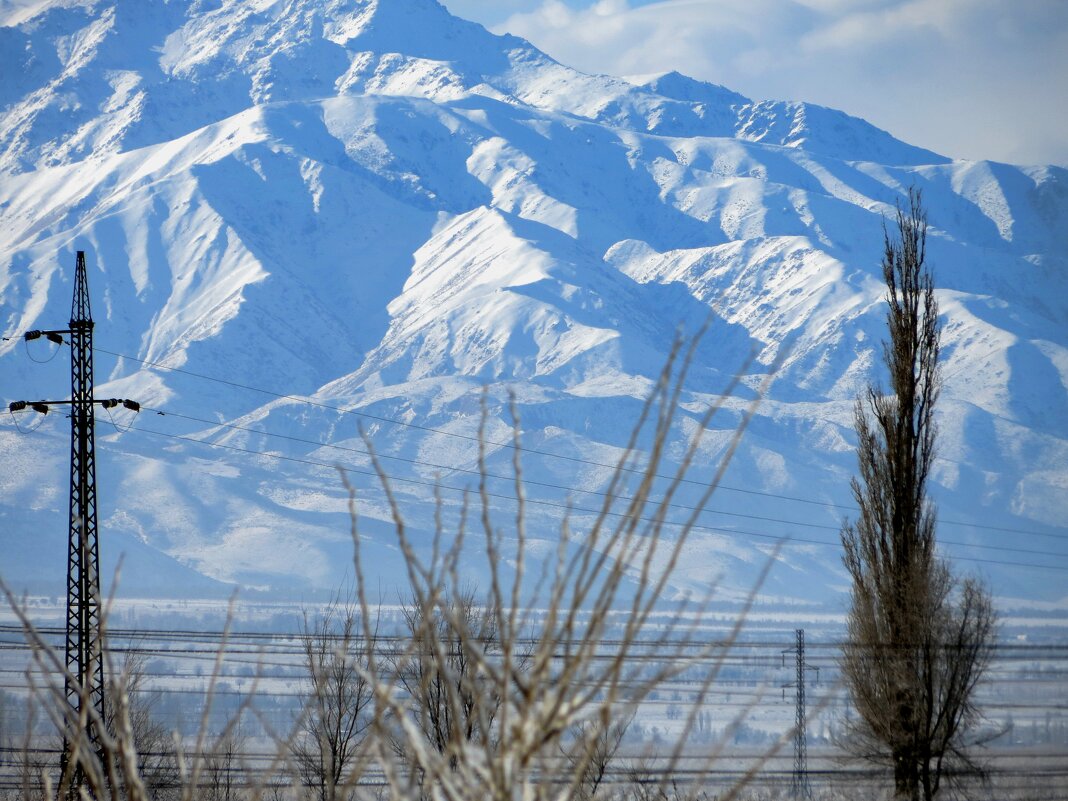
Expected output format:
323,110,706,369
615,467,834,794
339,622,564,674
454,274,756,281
9,251,143,795
61,250,106,788
783,627,816,799
792,628,809,799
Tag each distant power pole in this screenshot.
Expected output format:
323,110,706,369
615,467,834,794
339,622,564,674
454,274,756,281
782,628,818,799
7,251,139,794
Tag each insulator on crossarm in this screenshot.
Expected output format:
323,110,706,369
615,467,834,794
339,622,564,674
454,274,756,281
46,332,64,344
24,330,42,341
122,399,140,412
8,401,27,412
30,402,49,415
100,399,120,409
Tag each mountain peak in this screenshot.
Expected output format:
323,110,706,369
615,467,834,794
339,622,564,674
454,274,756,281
0,0,950,176
2,0,1063,602
626,70,749,108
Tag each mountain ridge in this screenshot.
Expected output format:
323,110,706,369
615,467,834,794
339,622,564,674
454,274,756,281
0,0,1065,605
2,0,950,177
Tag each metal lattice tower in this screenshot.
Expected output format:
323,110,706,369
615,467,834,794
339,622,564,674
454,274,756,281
62,250,106,784
782,628,817,799
7,251,143,794
792,628,809,799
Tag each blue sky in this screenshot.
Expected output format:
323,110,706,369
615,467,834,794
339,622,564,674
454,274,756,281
444,0,1068,167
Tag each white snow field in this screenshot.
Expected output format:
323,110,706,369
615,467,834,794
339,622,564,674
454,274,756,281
0,0,1066,607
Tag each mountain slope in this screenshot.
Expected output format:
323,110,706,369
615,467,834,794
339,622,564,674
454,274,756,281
0,0,1065,606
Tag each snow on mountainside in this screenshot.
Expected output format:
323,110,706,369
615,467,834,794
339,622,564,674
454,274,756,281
0,0,1066,605
0,0,945,175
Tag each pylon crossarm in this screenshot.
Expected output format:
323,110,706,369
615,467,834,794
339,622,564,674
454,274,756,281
25,328,71,343
8,398,141,410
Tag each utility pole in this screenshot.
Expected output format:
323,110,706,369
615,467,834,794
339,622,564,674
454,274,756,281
782,628,818,799
7,251,139,795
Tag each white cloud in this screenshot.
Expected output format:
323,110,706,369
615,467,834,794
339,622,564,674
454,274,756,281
461,0,1068,166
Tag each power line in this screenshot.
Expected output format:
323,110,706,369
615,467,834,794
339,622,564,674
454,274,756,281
8,338,1067,570
5,625,1067,656
10,339,1065,544
94,417,1068,573
85,344,1068,541
139,405,849,533
132,404,1068,562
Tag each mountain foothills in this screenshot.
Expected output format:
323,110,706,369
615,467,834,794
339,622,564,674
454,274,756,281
0,0,1066,605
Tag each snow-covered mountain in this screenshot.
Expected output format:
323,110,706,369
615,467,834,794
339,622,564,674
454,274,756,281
1,0,1066,606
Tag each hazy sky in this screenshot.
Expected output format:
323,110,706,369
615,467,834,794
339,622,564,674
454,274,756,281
444,0,1068,167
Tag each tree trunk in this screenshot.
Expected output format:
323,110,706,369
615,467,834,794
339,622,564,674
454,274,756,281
894,750,920,801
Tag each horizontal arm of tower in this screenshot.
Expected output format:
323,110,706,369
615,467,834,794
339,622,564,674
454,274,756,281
9,398,141,413
24,329,73,343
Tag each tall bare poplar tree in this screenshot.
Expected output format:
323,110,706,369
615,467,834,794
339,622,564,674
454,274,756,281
841,190,995,801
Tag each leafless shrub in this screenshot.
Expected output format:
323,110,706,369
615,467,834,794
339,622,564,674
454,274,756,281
0,579,157,800
339,334,778,801
0,582,295,801
2,333,782,801
388,586,505,789
294,591,377,801
0,692,53,801
202,729,246,801
566,710,632,801
624,755,709,801
105,652,181,799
